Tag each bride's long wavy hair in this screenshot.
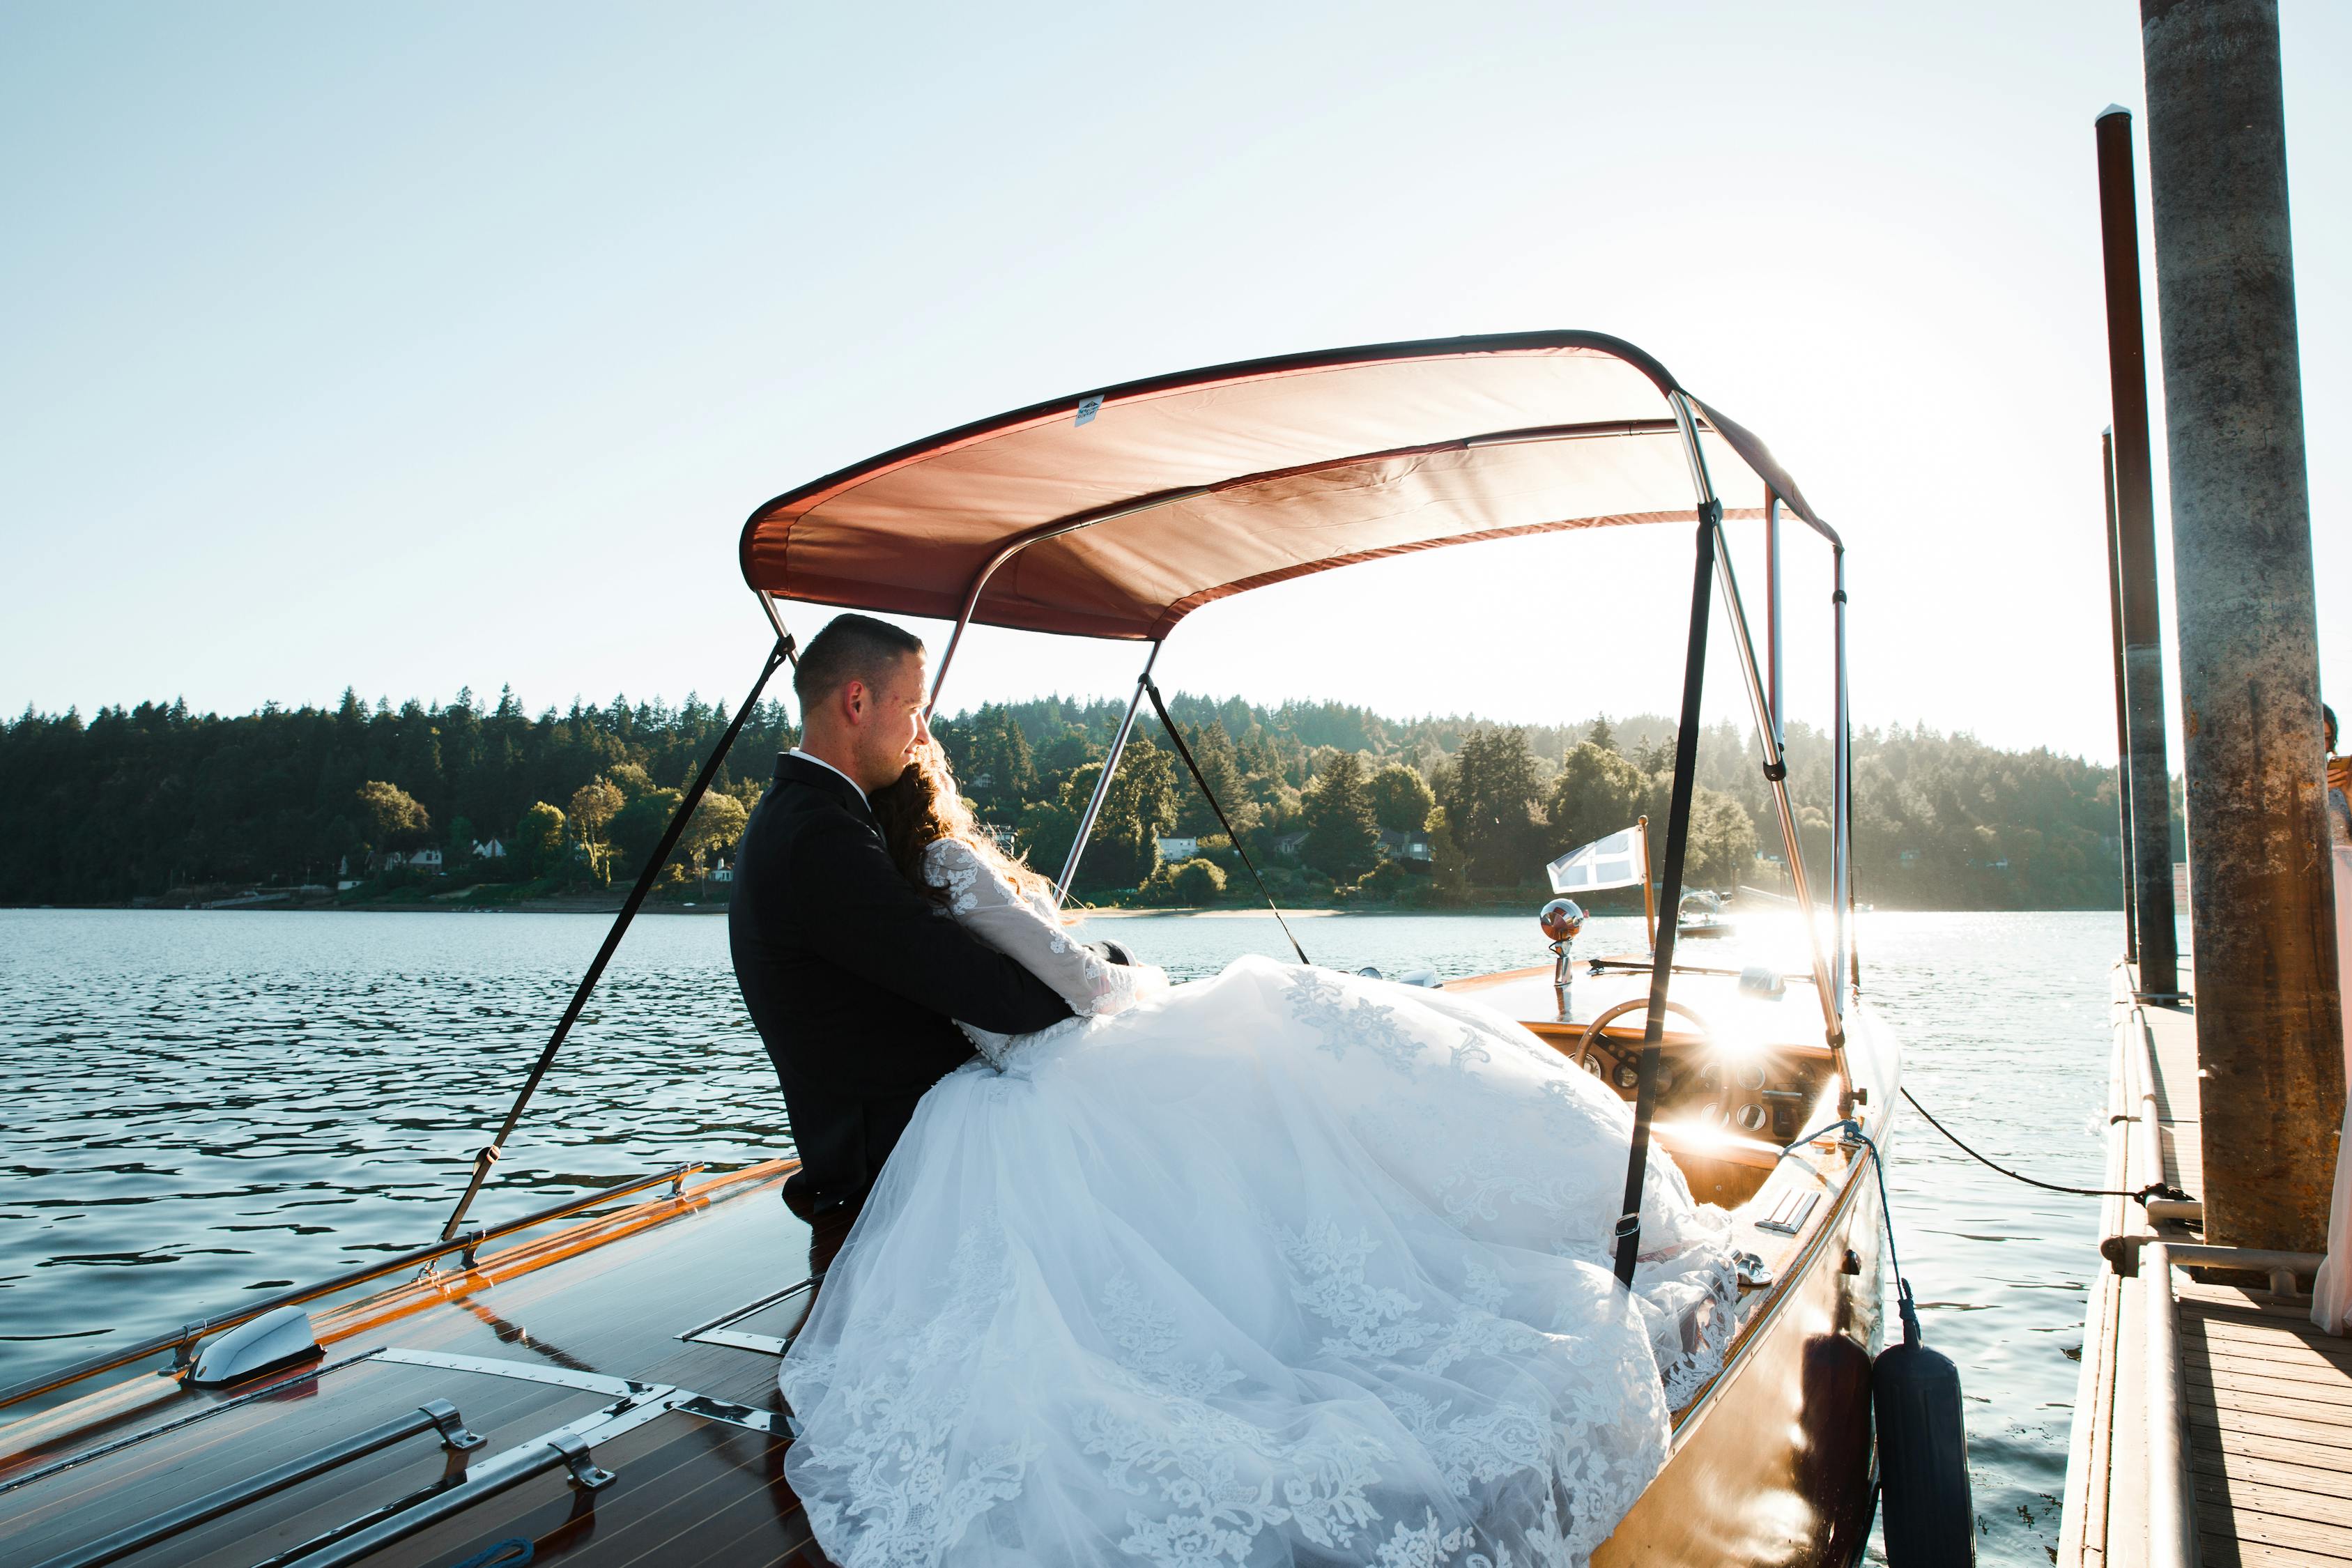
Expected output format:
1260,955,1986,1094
869,741,1063,914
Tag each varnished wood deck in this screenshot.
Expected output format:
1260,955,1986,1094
2060,962,2352,1568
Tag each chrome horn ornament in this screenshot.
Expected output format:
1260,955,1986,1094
1539,898,1585,1020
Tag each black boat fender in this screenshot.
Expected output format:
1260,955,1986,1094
1785,1117,1976,1566
1874,1279,1975,1566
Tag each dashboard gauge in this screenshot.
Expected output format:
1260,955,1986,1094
1615,1063,1640,1090
1583,1054,1608,1077
1737,1063,1768,1092
1735,1102,1769,1133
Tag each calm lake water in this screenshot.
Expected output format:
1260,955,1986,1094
0,905,2135,1564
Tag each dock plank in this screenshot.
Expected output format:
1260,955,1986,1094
2202,1534,2352,1568
2190,1379,2352,1431
2188,1328,2352,1374
2195,1472,2352,1530
2190,1502,2352,1562
2189,1362,2352,1409
2195,1449,2352,1497
2194,1425,2352,1478
2192,1403,2352,1450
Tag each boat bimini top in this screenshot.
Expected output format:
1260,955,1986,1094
737,330,1834,656
726,331,1859,1289
447,331,1858,1291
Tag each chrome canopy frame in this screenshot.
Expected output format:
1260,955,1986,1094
751,373,1859,1290
762,390,1857,1043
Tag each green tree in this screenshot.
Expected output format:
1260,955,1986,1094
1016,799,1079,886
1682,787,1759,891
1365,762,1434,835
1301,751,1379,881
1424,806,1468,900
1056,736,1182,892
610,787,685,881
1586,716,1617,752
684,790,749,882
353,780,431,856
1136,856,1228,906
1546,740,1647,851
1438,727,1544,885
568,776,624,884
1166,713,1254,836
606,762,659,802
967,706,1037,814
514,801,567,879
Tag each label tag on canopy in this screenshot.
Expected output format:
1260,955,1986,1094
1075,394,1103,426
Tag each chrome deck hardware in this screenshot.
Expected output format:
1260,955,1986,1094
31,1396,491,1568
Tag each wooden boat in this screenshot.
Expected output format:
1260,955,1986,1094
0,332,1900,1567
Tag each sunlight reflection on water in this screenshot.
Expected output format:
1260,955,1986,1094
0,905,2126,1564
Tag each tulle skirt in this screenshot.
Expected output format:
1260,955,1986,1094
779,956,1737,1568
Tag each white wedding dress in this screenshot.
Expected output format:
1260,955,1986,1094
778,838,1739,1568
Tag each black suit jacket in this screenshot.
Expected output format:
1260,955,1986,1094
728,753,1073,1215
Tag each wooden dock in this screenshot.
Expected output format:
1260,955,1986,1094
2059,962,2351,1568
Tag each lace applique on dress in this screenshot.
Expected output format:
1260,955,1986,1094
921,836,1167,1066
778,1219,1042,1568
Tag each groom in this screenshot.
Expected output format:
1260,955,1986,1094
729,614,1075,1221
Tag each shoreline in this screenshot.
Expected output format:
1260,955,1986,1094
4,897,2119,918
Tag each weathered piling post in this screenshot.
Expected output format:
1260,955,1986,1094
2141,0,2343,1252
2094,106,2178,997
2101,430,2139,962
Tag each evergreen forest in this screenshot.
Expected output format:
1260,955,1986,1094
0,687,2145,912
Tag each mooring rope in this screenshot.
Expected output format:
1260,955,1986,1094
1899,1085,2185,1204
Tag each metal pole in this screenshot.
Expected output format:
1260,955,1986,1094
1705,514,1847,1070
1638,815,1657,953
433,627,794,1245
2140,0,2343,1252
1054,643,1162,907
1832,549,1850,1020
1765,493,1784,751
1614,406,1718,1288
2102,429,2141,962
2094,105,2181,998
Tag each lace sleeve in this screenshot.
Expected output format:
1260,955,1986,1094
921,839,1167,1020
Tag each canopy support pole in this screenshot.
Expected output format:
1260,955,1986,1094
1834,551,1854,1001
1765,493,1785,751
1706,515,1848,1079
1613,394,1719,1289
1142,679,1311,964
1055,642,1162,908
431,621,795,1247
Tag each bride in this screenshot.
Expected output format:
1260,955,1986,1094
777,744,1739,1568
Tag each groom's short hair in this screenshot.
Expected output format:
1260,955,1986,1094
794,614,925,706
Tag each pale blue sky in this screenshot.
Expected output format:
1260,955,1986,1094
3,2,2345,757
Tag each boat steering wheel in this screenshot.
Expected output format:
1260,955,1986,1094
1571,998,1729,1123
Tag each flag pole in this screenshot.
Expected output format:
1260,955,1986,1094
1638,814,1657,953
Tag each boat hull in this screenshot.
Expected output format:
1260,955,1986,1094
1592,1137,1885,1567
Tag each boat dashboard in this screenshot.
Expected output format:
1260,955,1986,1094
1439,958,1846,1209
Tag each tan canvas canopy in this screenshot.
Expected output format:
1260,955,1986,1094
739,331,1831,643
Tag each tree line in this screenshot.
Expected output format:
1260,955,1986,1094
0,684,2137,911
